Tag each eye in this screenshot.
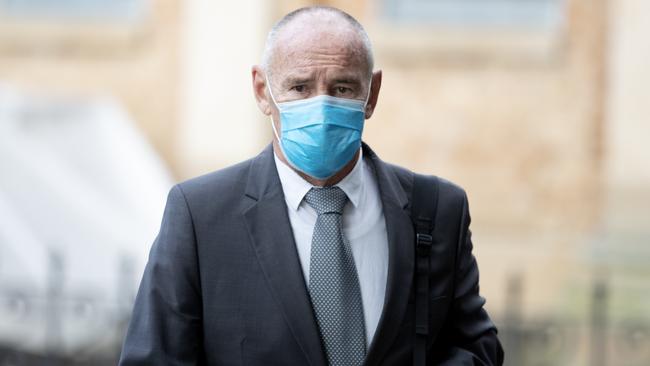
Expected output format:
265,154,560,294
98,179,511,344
291,85,306,93
336,86,352,94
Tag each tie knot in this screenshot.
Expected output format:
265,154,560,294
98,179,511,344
304,186,348,215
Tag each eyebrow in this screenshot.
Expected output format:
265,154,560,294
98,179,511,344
279,74,363,88
282,77,313,87
333,78,362,85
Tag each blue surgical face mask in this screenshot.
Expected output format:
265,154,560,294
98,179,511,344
267,75,372,180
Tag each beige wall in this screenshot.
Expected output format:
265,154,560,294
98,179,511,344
604,0,650,232
177,0,272,178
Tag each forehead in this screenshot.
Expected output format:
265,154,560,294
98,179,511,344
270,15,368,77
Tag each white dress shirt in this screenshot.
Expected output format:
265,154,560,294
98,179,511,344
274,149,389,347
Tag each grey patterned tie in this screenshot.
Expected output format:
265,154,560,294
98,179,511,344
305,187,366,366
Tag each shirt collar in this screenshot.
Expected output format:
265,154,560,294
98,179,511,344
274,148,364,211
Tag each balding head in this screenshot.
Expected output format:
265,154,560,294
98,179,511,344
261,6,374,78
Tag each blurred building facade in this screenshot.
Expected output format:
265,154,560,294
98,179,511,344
0,0,648,365
0,0,181,168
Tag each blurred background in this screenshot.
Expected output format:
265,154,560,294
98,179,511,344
0,0,648,365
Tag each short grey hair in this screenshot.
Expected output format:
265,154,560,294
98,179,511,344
261,6,374,78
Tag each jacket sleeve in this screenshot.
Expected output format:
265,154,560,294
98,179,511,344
431,191,504,365
119,185,205,366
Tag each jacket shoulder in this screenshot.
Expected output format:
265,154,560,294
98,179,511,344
174,157,254,207
383,161,467,205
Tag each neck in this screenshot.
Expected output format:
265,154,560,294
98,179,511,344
272,139,359,187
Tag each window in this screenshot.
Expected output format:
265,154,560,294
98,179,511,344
0,0,148,23
381,0,565,30
371,0,567,64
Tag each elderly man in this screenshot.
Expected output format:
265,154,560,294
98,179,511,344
120,6,503,366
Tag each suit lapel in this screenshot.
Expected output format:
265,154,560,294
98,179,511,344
362,143,415,366
242,145,327,366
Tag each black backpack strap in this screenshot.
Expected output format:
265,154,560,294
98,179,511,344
411,174,439,366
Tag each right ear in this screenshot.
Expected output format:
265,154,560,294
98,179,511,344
252,65,272,116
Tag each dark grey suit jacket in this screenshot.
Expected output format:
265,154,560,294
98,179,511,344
119,143,503,365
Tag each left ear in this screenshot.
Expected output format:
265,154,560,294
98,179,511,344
365,70,382,119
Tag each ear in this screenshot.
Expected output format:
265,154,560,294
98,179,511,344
252,65,272,116
365,70,382,119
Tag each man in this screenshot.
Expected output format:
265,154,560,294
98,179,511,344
120,6,503,366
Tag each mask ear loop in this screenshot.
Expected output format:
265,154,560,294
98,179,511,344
266,73,306,175
265,73,282,141
265,73,280,109
270,117,281,141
